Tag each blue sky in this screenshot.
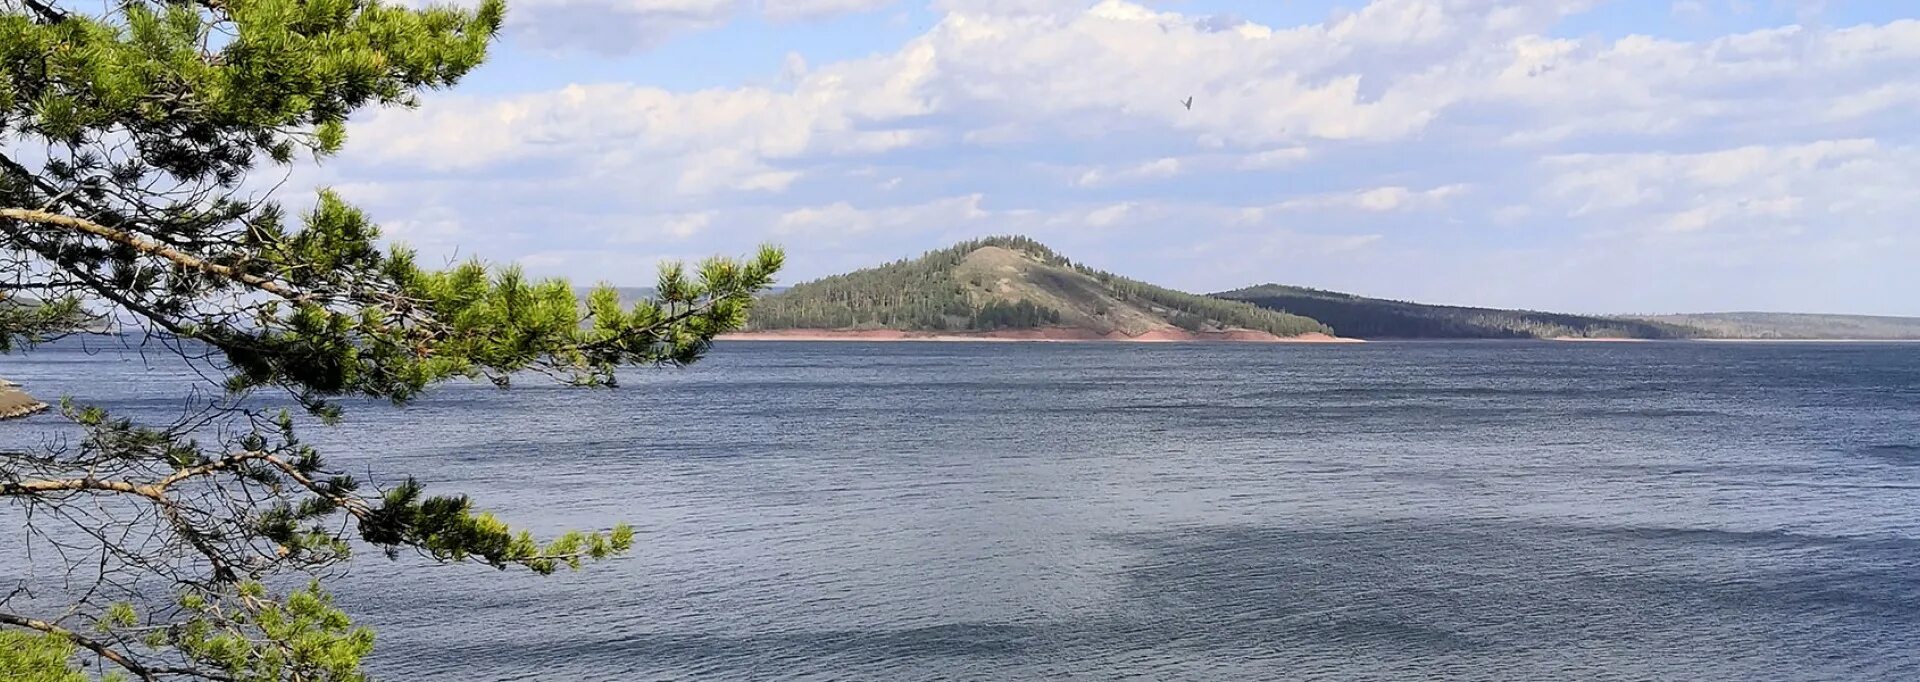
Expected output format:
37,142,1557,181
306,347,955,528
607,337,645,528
309,0,1920,315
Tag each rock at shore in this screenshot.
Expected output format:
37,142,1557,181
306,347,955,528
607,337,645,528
0,379,48,420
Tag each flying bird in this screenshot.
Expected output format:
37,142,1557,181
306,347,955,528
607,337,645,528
1181,96,1194,110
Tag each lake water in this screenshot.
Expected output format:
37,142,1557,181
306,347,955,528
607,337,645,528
4,340,1919,680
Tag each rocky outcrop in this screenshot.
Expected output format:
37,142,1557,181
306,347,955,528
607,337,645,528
0,379,48,420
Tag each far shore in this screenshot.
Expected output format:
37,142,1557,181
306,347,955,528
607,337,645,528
1693,337,1920,343
718,329,1364,344
719,331,1920,344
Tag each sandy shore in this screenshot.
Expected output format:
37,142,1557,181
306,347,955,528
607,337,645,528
719,328,1363,344
1549,336,1651,343
0,379,48,420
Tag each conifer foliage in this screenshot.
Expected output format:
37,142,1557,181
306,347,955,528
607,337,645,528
0,0,782,679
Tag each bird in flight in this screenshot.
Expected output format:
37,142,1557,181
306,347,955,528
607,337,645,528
1182,96,1194,110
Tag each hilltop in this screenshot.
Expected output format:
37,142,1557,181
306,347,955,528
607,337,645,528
1625,312,1920,340
738,237,1341,342
1213,284,1697,340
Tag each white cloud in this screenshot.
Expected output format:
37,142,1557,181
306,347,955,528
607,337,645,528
1534,139,1918,256
1075,158,1184,187
607,212,716,244
1083,202,1136,227
353,3,1919,197
348,46,937,194
1237,147,1312,169
320,0,1920,313
1542,139,1879,216
774,194,990,236
1269,184,1471,213
1484,20,1920,144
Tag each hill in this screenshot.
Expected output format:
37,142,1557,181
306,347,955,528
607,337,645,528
1625,313,1920,340
1213,284,1697,340
742,237,1336,341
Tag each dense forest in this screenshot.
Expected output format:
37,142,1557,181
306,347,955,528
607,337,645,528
1213,285,1699,339
747,237,1331,337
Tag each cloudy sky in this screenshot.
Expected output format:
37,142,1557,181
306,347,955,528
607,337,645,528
309,0,1919,315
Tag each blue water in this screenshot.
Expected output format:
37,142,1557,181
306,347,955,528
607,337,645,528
3,340,1919,680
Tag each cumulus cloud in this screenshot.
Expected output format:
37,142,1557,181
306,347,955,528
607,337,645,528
1074,158,1185,187
325,0,1920,312
1539,139,1911,238
774,195,991,237
1269,185,1471,213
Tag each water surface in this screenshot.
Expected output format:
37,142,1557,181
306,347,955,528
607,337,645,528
3,340,1918,680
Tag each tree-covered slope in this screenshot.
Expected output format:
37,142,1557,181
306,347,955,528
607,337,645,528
1626,313,1920,340
1214,284,1698,340
748,237,1332,337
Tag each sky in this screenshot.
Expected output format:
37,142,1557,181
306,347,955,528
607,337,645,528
302,0,1920,316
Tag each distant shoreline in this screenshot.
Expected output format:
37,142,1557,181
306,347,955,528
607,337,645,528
1692,337,1920,343
718,330,1920,344
718,329,1364,344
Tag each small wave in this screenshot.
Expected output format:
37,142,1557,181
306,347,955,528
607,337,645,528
1859,443,1920,465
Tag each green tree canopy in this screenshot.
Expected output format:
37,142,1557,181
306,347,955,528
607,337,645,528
0,0,782,679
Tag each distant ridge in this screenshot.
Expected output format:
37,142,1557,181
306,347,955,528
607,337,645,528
1213,284,1696,340
742,237,1338,341
1626,312,1920,340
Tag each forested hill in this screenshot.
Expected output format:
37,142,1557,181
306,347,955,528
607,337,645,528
745,237,1332,337
1625,313,1920,340
1213,285,1698,340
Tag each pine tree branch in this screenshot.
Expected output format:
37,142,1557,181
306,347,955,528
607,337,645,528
0,610,226,681
570,295,728,355
0,208,304,301
1,476,159,499
3,452,284,582
152,451,278,491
